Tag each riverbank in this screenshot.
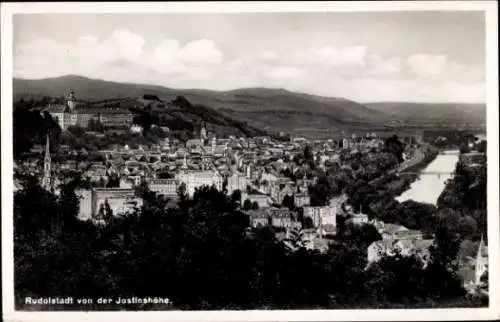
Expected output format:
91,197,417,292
344,146,443,235
396,150,459,205
390,146,439,198
368,146,439,200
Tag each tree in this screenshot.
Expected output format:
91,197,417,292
282,195,295,210
243,199,252,210
384,135,405,163
177,182,187,200
106,173,120,188
134,111,154,135
459,143,470,154
13,162,481,310
158,170,174,179
103,199,113,221
433,209,463,271
308,175,331,207
67,125,86,137
302,216,314,229
458,215,478,240
230,189,242,204
476,140,486,153
303,145,313,159
87,119,105,132
340,223,382,248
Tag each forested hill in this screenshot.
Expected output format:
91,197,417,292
14,75,390,134
365,102,486,126
14,75,486,134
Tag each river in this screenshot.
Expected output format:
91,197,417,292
396,150,460,205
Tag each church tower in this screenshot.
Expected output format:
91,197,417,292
200,123,207,143
41,134,52,191
181,153,188,170
211,135,217,153
67,89,77,111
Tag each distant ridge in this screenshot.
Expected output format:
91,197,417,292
13,75,486,133
365,102,486,125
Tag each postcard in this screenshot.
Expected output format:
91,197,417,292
1,1,499,321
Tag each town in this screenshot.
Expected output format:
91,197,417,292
13,89,489,309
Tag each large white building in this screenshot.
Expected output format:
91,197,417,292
227,172,248,195
176,170,224,197
45,89,133,130
76,187,143,221
149,178,179,198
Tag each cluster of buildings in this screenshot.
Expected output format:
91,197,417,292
13,90,488,301
25,90,437,254
366,221,432,266
30,114,381,239
44,90,134,130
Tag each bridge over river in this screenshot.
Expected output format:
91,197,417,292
396,150,460,205
397,170,455,179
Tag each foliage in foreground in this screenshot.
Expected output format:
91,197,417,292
13,174,485,310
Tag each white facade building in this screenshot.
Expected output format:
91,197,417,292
227,173,248,195
149,179,180,198
176,170,224,197
303,206,337,228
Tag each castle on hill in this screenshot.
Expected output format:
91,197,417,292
44,89,133,130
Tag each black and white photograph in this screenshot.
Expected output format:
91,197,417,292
2,1,499,321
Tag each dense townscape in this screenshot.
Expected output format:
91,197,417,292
13,90,488,310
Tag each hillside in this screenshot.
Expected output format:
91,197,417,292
13,75,486,135
13,75,392,134
366,102,486,126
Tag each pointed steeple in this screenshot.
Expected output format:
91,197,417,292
200,122,207,141
42,134,52,191
475,234,488,285
181,153,188,170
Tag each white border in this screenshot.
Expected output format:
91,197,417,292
1,2,499,322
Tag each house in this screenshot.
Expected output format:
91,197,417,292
186,139,204,149
130,124,143,133
242,193,270,209
227,173,248,195
176,170,223,197
294,192,311,207
278,183,295,202
348,213,369,225
149,178,179,198
266,208,297,228
394,229,423,240
303,206,337,228
378,223,409,240
318,224,337,237
76,187,143,221
367,238,434,267
246,209,270,228
298,228,318,243
303,237,329,254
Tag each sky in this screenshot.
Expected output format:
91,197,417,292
13,12,486,103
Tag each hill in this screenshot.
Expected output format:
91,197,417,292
13,75,486,135
13,75,391,135
13,76,267,140
365,102,486,126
